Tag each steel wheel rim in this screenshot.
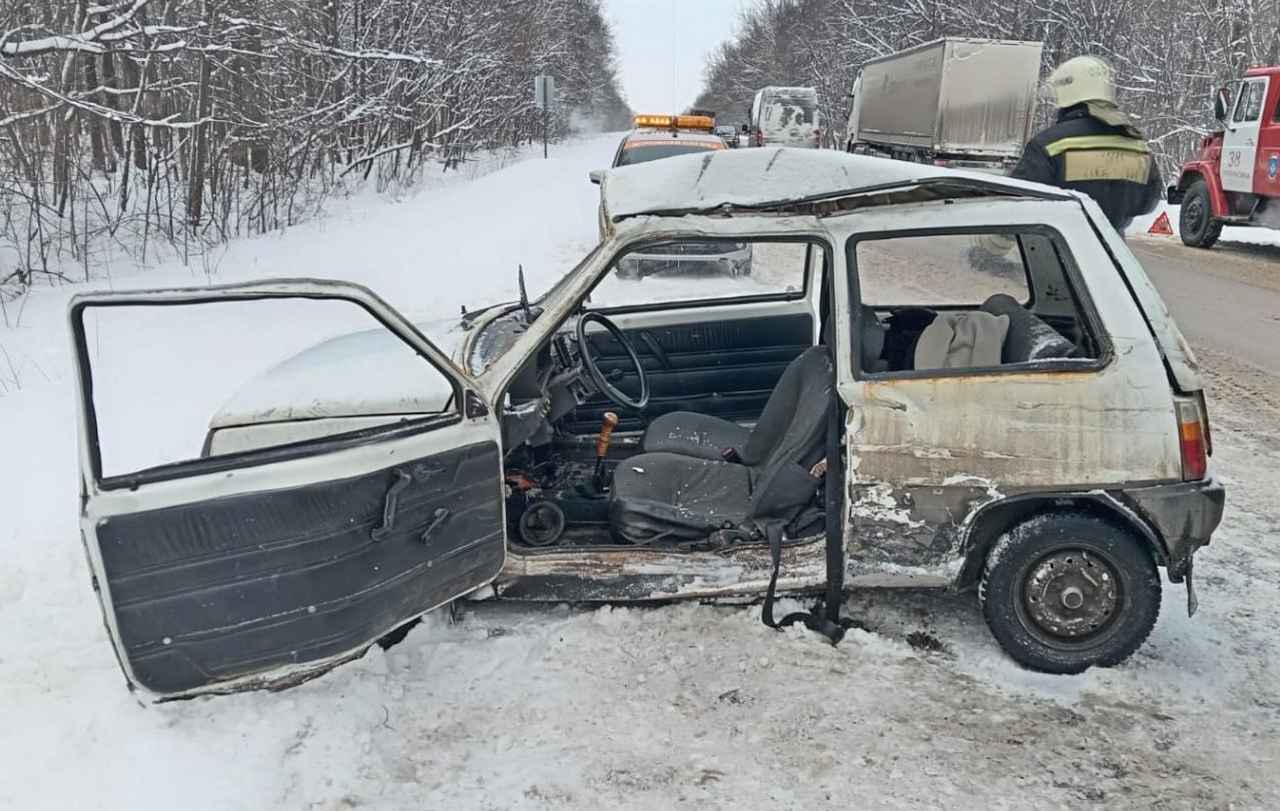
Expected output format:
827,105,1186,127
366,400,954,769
1015,546,1124,649
1183,195,1207,235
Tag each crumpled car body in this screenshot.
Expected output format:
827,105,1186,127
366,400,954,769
69,148,1223,698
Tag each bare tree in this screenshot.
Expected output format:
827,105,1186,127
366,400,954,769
696,0,1275,174
0,0,632,301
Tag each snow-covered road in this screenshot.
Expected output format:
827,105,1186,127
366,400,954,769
1,134,1278,809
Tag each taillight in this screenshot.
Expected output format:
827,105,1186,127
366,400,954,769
1175,398,1208,481
1197,391,1213,456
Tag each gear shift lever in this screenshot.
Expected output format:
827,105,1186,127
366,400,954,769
593,412,619,492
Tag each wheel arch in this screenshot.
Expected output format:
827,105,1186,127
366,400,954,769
1175,163,1229,218
955,492,1167,591
1171,167,1202,193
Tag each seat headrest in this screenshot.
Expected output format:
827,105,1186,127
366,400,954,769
980,293,1023,316
980,294,1075,362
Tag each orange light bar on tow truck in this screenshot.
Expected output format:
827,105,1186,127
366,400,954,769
632,114,715,132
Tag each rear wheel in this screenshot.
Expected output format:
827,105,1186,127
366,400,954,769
979,512,1161,674
1179,180,1223,248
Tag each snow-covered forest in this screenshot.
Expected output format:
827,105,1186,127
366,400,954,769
0,0,630,302
695,0,1279,173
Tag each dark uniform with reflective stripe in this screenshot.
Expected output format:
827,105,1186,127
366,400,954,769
1012,103,1162,233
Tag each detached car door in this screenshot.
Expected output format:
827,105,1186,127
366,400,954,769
71,281,505,698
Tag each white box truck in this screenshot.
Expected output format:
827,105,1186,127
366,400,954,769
846,38,1043,170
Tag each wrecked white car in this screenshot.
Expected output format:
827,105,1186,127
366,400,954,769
70,148,1224,698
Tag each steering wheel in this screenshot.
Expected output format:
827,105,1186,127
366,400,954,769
575,312,650,411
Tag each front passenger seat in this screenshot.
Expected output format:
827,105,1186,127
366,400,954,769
610,347,835,544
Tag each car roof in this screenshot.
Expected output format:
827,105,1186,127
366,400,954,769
599,147,1071,221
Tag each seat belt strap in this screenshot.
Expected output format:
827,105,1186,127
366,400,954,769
761,401,854,643
761,520,814,630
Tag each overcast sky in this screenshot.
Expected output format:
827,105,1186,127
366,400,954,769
603,0,748,114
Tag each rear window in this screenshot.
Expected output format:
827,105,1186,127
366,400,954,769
616,140,721,166
763,92,818,125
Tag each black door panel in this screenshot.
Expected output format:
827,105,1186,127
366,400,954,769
97,441,503,694
565,312,812,432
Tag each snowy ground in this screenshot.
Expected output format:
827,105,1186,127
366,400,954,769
2,134,1279,809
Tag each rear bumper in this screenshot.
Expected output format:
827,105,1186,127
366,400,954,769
1121,478,1225,581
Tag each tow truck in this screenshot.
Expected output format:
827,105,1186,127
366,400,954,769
1168,66,1280,248
589,114,752,278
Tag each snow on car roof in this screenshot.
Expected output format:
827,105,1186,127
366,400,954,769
599,147,1064,221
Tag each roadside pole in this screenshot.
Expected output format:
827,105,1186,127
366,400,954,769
535,74,555,159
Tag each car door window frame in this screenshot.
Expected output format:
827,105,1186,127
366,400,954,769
583,234,822,316
845,223,1112,383
72,291,467,491
854,232,1036,309
1241,79,1266,122
1232,82,1251,123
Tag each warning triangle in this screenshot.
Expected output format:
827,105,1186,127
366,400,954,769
1148,211,1174,236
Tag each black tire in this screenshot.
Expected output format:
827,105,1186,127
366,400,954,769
979,512,1161,674
1179,180,1223,248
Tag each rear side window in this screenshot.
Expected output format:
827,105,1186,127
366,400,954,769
850,230,1102,376
855,232,1031,306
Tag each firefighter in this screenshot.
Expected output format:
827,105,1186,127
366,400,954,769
1012,55,1162,234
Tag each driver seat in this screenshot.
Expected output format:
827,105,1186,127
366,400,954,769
639,308,882,462
610,346,835,543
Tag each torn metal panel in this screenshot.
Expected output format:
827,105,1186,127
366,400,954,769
1119,479,1226,580
497,540,826,602
842,353,1178,583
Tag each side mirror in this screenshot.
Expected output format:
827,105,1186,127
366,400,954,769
1214,87,1231,122
588,170,604,185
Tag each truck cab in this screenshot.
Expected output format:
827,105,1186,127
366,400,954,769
1169,66,1280,247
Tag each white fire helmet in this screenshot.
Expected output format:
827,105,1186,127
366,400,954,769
1048,56,1117,109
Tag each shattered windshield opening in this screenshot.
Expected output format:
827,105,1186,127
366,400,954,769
467,246,604,375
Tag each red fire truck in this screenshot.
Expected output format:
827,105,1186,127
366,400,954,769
1168,66,1280,248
